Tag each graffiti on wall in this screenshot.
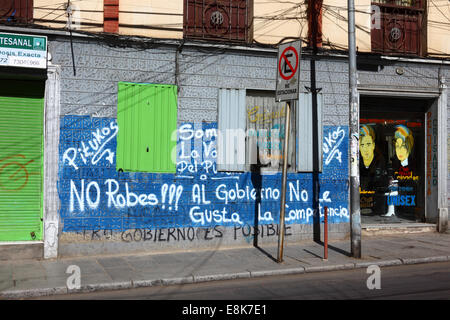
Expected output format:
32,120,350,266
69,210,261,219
59,116,349,233
0,154,37,191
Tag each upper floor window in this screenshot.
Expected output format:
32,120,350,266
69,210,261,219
183,0,253,43
373,0,424,8
0,0,33,24
371,0,426,56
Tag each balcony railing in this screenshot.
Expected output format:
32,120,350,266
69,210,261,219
372,0,424,9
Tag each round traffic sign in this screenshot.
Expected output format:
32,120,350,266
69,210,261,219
278,46,299,81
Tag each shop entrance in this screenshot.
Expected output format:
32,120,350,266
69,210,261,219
0,79,45,241
359,96,435,224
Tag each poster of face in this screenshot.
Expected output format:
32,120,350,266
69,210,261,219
359,125,387,215
359,122,421,220
393,124,414,171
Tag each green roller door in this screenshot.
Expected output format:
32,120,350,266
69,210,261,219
0,80,44,241
117,82,177,173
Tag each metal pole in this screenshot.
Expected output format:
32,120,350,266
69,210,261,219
324,206,328,260
348,0,361,258
277,100,291,263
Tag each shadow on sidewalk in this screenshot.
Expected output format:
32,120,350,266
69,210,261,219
305,241,352,258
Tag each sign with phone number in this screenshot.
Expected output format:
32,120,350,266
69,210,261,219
0,32,47,69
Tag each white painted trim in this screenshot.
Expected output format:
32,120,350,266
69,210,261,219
437,75,448,232
381,56,450,66
43,63,61,259
358,87,440,97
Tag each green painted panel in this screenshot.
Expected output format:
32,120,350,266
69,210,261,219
0,80,44,241
117,82,177,173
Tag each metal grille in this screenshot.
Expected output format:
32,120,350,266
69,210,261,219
371,1,425,56
373,0,424,8
183,0,253,43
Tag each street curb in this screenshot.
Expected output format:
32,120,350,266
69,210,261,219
132,279,162,288
304,263,356,273
73,281,133,294
0,286,67,299
161,276,194,286
249,267,305,278
354,259,403,268
2,255,450,299
399,256,449,265
193,272,251,283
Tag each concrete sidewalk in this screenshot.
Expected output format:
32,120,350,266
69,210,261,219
1,231,450,299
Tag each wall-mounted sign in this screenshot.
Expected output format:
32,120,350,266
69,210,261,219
0,33,47,69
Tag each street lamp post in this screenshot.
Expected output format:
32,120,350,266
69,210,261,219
348,0,361,258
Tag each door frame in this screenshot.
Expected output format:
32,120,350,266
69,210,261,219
43,64,61,259
358,87,447,231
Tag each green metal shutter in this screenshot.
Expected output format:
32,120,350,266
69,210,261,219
117,82,177,173
0,80,44,241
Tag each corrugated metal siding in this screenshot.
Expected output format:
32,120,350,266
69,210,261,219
217,88,246,171
0,80,44,241
117,82,177,173
297,92,323,172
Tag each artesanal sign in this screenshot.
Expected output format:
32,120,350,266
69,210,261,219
0,33,47,69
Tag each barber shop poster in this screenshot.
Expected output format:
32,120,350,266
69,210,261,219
359,122,421,220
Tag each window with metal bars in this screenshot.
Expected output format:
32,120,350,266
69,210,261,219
183,0,253,43
371,0,426,56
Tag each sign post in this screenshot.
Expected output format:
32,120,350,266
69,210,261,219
275,40,301,263
276,40,301,102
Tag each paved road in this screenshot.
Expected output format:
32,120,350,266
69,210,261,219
30,261,450,300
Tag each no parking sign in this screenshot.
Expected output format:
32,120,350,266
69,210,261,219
276,40,301,102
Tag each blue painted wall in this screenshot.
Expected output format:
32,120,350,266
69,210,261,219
58,115,349,233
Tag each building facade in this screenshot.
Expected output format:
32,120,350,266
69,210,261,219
0,0,448,259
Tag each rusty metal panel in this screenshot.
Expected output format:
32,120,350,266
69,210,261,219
184,0,253,43
0,0,33,24
371,2,424,56
217,88,246,172
372,1,424,9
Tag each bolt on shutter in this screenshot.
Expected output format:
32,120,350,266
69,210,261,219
0,80,44,241
117,82,178,173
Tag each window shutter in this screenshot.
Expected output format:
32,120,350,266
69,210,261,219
0,80,44,241
217,88,246,172
117,82,177,173
297,92,323,172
